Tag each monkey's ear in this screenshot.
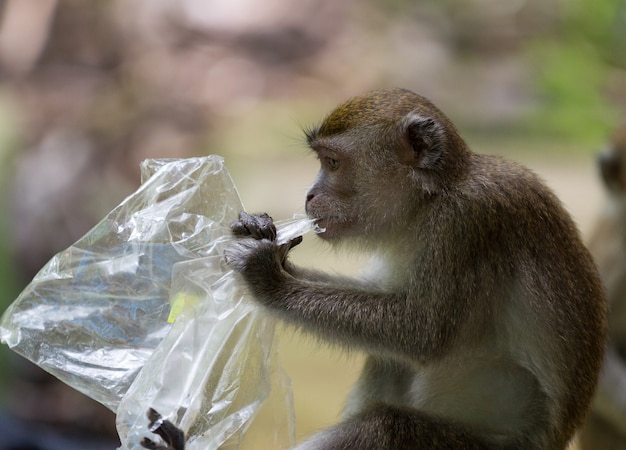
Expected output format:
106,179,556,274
399,114,445,169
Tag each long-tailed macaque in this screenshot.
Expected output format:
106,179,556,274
225,88,607,449
579,122,626,450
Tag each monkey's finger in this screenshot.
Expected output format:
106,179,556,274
230,220,250,237
146,407,163,425
140,437,163,450
153,421,186,449
232,212,277,240
144,408,186,449
275,238,297,264
288,235,303,249
230,212,255,237
251,212,277,240
230,211,254,237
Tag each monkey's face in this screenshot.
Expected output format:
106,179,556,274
304,137,360,241
303,89,470,243
303,126,438,243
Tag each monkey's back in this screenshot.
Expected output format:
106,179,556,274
462,154,607,447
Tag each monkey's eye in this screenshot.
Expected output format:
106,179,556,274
323,156,340,171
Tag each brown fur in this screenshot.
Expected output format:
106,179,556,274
226,89,607,449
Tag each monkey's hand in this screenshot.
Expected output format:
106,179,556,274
229,211,304,248
225,212,302,299
230,211,277,241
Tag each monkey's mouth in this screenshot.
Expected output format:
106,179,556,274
312,220,327,234
311,217,327,231
313,216,336,228
311,217,346,239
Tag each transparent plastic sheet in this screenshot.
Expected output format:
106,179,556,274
0,156,315,449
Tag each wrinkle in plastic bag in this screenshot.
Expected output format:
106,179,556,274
0,156,314,449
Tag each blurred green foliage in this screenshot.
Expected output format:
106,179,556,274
529,42,616,144
0,93,21,399
365,0,625,146
529,0,626,144
0,93,21,303
567,0,626,68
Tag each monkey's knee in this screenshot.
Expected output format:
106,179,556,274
296,404,490,450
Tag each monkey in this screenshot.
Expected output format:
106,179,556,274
578,121,626,449
224,88,607,450
140,408,185,450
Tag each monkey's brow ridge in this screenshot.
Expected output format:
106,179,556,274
303,125,321,145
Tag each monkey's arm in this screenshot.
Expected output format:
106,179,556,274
225,237,460,361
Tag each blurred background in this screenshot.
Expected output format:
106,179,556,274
0,0,624,448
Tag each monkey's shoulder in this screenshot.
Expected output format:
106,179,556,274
436,153,584,257
461,154,563,213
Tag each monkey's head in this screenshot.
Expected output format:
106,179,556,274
599,121,626,195
304,88,470,245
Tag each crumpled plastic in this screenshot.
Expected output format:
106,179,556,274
0,156,315,449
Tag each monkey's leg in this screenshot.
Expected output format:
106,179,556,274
294,403,491,450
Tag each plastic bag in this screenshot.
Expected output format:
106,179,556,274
0,156,315,449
